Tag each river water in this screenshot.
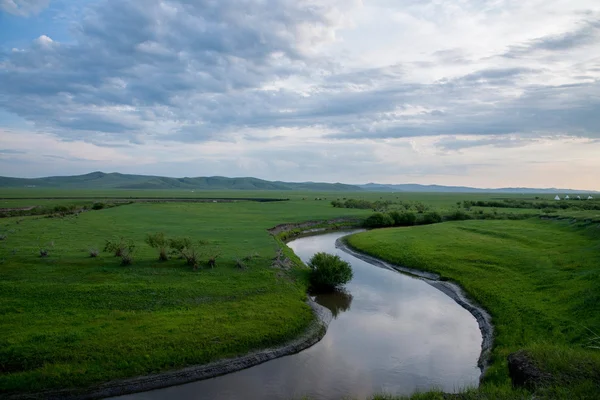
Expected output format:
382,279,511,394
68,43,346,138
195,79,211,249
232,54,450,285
115,231,482,400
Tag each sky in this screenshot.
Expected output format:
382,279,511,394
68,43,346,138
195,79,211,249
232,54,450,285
0,0,599,189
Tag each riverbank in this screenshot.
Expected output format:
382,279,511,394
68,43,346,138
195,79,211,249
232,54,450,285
345,219,600,398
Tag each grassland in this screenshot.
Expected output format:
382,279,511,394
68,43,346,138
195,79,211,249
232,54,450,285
1,189,599,398
347,219,600,398
0,200,370,394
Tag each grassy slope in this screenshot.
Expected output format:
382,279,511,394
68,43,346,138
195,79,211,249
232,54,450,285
347,220,600,397
0,201,369,393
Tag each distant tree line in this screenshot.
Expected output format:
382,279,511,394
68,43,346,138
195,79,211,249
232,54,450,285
331,198,430,213
363,209,533,229
463,199,600,211
331,198,392,210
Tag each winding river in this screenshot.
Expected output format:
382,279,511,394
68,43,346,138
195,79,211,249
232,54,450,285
115,230,482,400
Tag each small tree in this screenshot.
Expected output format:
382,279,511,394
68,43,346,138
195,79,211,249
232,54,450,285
388,211,417,226
308,252,353,291
145,232,168,261
419,211,443,225
207,250,220,268
168,237,193,256
120,245,135,266
364,212,394,228
104,237,131,257
169,237,201,269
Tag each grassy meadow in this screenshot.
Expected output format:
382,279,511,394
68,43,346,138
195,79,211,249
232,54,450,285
347,219,600,399
1,189,599,397
0,199,369,394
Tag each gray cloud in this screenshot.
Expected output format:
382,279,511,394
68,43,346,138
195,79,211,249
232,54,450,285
434,136,537,152
0,0,599,150
503,19,600,58
0,148,27,154
0,0,341,141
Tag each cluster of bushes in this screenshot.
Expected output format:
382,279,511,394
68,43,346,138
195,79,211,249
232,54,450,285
363,211,443,228
363,209,534,228
331,198,432,214
101,232,221,269
464,199,600,211
331,198,392,210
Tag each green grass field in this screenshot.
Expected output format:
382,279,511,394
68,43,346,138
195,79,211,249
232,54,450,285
0,200,370,394
1,189,599,398
347,219,600,398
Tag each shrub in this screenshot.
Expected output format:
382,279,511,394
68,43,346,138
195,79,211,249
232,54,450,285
389,211,417,226
308,252,353,291
445,210,471,221
168,237,193,255
419,211,443,225
104,237,132,257
39,249,49,258
92,202,106,210
207,251,220,268
235,257,247,270
89,248,99,258
120,248,135,266
182,247,200,269
364,212,395,228
145,232,168,261
169,237,203,268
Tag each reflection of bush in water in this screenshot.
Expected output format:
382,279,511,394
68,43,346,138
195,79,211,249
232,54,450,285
313,290,353,319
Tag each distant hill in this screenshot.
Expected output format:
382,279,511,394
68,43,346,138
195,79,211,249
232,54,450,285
359,183,598,194
0,172,596,193
0,172,362,191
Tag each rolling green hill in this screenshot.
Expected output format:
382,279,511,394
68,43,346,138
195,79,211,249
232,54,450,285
0,172,362,191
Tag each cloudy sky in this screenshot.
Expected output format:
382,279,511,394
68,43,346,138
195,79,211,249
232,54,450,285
1,0,599,189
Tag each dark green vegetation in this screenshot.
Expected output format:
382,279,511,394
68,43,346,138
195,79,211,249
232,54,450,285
347,219,600,399
307,252,353,291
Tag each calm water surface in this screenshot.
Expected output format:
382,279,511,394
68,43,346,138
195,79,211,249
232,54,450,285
115,231,481,400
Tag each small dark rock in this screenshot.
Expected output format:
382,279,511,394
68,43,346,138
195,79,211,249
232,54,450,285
507,350,552,390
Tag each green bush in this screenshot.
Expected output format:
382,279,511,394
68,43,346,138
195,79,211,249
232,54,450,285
308,252,353,291
120,247,135,266
168,237,203,268
92,202,105,210
104,237,134,257
364,212,395,228
419,211,443,225
389,211,417,226
145,232,168,261
445,210,471,221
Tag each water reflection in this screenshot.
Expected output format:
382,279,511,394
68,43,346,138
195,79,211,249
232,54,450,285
312,289,353,319
113,231,482,400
